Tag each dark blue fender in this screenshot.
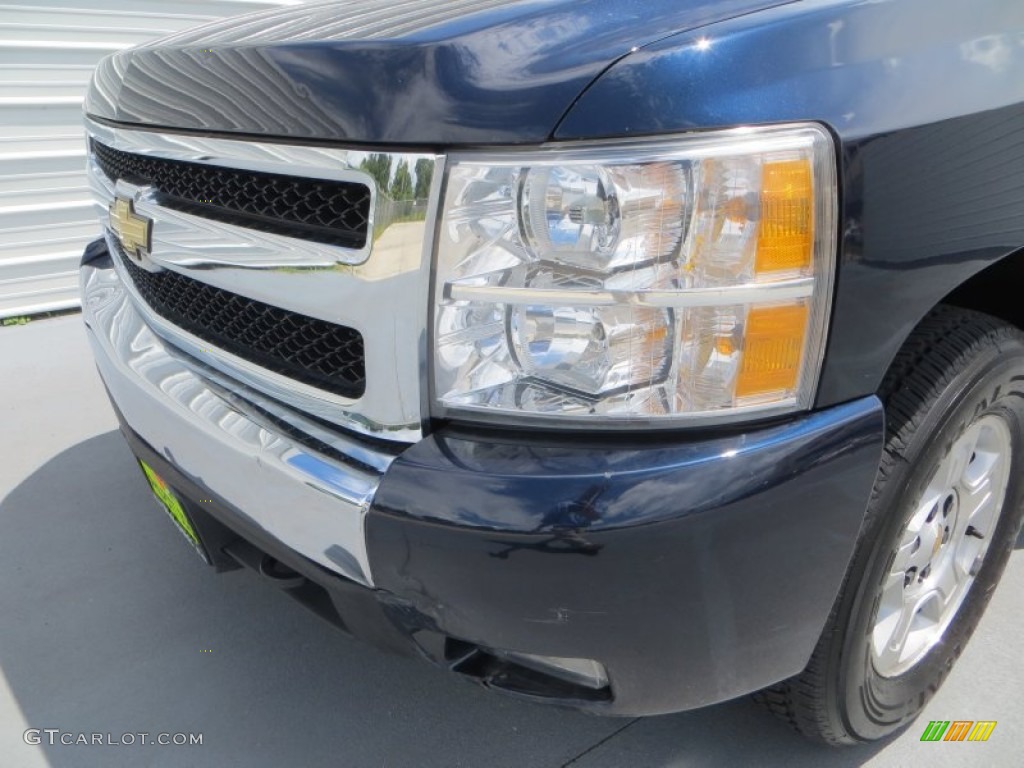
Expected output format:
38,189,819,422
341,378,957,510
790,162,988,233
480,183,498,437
555,0,1024,406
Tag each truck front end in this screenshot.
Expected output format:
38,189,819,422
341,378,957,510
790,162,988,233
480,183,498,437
80,0,1024,734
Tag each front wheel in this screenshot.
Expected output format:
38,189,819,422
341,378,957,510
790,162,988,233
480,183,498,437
757,306,1024,745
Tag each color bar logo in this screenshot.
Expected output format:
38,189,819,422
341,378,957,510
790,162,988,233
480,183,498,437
920,721,997,742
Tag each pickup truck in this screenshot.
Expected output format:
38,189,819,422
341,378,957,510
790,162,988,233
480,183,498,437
79,0,1024,745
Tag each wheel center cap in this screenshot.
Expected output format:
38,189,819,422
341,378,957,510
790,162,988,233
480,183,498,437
931,528,943,559
931,491,959,559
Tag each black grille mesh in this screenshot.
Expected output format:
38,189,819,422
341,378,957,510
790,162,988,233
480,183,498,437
115,246,366,399
92,140,371,249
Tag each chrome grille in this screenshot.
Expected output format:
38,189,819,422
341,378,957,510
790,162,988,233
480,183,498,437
115,245,366,399
92,139,372,248
86,117,444,442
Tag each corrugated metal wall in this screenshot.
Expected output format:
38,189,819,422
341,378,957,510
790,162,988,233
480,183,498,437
0,0,307,318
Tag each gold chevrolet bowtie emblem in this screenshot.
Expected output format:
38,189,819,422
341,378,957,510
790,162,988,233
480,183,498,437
108,196,152,260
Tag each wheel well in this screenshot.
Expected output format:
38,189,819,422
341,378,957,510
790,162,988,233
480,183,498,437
943,247,1024,330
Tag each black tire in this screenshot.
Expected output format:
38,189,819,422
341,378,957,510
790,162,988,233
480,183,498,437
756,305,1024,745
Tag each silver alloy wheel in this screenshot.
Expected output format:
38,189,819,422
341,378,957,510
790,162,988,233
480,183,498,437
871,413,1013,678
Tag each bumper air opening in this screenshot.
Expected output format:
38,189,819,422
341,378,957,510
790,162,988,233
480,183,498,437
443,638,612,703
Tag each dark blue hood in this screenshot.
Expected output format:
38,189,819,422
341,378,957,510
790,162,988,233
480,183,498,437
86,0,790,145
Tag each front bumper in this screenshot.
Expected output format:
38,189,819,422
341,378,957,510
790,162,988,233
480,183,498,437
82,240,885,716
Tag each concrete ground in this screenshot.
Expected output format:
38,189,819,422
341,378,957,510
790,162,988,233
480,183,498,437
1,314,1021,768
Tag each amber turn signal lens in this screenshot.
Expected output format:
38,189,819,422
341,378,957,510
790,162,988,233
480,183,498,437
756,159,813,274
736,303,810,399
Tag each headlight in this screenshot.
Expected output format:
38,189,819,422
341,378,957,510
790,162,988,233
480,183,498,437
432,124,836,427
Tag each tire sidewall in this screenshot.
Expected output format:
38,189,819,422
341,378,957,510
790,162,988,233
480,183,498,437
839,337,1024,741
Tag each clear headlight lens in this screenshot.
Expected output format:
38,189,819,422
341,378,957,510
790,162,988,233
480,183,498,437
432,124,836,426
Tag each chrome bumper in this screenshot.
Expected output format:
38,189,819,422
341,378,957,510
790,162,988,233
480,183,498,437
81,252,395,586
